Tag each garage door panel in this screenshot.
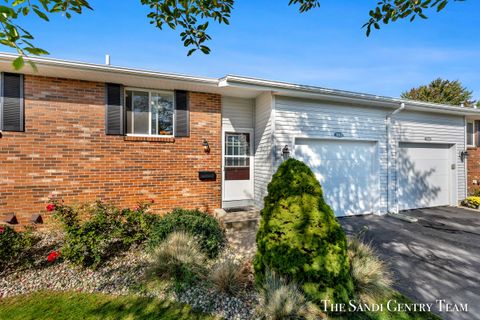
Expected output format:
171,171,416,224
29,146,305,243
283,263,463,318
295,139,379,217
398,143,451,210
402,159,449,175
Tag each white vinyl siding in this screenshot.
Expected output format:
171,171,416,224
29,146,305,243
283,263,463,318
391,110,465,204
274,96,389,213
222,97,254,131
254,92,274,208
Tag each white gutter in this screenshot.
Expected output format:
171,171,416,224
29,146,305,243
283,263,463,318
223,75,480,116
0,52,219,86
386,103,406,214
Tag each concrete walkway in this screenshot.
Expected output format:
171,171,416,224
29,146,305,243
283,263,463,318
340,207,480,320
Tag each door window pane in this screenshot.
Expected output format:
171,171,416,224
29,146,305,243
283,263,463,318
225,133,250,167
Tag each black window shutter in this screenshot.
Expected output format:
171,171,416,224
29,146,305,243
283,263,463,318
1,73,24,132
105,83,124,135
174,90,189,137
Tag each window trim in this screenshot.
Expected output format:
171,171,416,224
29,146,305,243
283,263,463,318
467,120,475,147
124,87,175,138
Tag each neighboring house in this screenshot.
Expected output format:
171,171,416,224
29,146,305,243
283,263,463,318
1,53,479,227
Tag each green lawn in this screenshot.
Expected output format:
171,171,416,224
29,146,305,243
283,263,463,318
0,290,441,320
0,291,216,320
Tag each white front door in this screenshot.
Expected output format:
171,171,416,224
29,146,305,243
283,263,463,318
223,131,254,208
397,143,453,210
295,138,379,217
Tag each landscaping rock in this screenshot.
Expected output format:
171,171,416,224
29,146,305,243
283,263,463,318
0,233,258,320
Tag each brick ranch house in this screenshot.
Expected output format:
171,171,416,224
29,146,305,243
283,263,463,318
1,52,480,228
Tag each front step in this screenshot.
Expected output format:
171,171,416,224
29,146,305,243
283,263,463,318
224,217,260,231
216,207,261,231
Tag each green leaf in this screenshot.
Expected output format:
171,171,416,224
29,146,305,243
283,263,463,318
200,45,210,54
27,60,38,72
12,55,24,70
437,0,448,11
33,8,49,21
24,47,49,55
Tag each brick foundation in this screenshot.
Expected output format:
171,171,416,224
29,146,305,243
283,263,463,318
0,75,222,228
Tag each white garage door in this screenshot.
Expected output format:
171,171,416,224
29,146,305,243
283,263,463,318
397,143,452,210
295,139,379,217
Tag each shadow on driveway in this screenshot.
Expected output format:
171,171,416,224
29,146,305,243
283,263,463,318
340,206,480,320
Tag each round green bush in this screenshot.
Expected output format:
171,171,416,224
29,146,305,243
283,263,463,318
254,158,354,305
148,209,226,259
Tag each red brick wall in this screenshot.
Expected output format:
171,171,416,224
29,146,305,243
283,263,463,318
467,146,480,194
0,75,222,228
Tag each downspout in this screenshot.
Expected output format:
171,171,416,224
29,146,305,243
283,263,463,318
386,102,406,213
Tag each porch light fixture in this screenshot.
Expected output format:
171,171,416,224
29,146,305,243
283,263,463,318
282,145,290,160
203,139,210,153
460,150,469,162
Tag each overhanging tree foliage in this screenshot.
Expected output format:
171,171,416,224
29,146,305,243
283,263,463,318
0,0,465,68
401,78,475,106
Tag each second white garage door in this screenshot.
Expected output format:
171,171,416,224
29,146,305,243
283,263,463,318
397,143,453,211
295,138,379,217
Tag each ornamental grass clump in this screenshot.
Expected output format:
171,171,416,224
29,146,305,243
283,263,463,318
348,237,393,304
210,256,250,296
254,158,354,305
256,270,325,320
148,231,206,286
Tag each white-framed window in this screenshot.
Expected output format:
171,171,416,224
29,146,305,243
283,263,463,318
125,89,174,136
467,121,475,146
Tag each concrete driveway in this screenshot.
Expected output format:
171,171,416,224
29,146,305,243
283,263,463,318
340,207,480,320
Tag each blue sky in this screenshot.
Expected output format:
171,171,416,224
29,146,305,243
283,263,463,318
7,0,480,99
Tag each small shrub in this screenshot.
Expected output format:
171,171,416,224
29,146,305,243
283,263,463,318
53,200,121,268
256,270,325,320
148,231,206,286
210,256,250,296
0,225,35,271
461,196,480,209
118,203,161,246
348,237,393,304
51,197,157,268
469,188,480,197
148,208,226,258
254,158,354,305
